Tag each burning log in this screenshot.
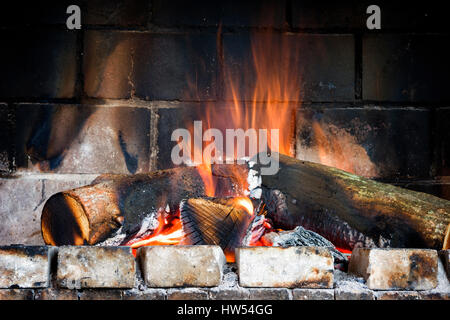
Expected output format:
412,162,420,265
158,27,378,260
41,165,248,246
41,152,450,252
261,153,450,250
179,197,254,260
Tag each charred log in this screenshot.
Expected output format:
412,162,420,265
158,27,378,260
41,164,248,246
261,153,450,250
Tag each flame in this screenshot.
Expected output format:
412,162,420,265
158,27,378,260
232,197,254,216
185,29,299,199
124,209,184,256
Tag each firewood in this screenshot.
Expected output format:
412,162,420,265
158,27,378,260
41,165,247,245
179,197,254,259
261,153,450,250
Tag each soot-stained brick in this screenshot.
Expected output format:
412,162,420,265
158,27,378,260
84,31,217,100
0,29,77,99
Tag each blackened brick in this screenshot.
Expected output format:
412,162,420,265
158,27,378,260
220,0,285,28
435,108,450,176
0,1,76,26
122,289,166,300
152,0,284,28
152,0,220,27
222,34,354,102
401,180,450,202
291,1,450,31
375,291,419,300
208,287,250,300
84,31,217,100
34,288,78,300
79,289,123,300
0,30,77,99
296,107,432,179
371,1,450,32
155,103,203,170
14,104,151,174
363,35,450,102
167,288,209,300
248,288,291,300
0,104,11,173
0,289,34,300
85,0,149,26
291,0,363,30
292,288,334,300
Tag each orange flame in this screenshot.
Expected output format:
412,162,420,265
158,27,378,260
124,209,184,256
186,29,299,198
232,197,254,216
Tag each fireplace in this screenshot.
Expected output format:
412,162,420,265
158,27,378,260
0,0,449,301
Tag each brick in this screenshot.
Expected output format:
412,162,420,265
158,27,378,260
85,0,149,26
402,180,450,202
79,289,123,300
34,288,79,300
0,245,51,288
0,30,77,99
236,247,334,288
440,250,450,280
248,288,291,300
0,178,45,245
0,289,34,300
223,34,354,102
57,246,136,289
0,1,73,26
152,0,284,27
122,289,166,300
220,0,285,28
418,257,450,300
84,31,217,100
349,248,438,290
167,288,209,300
155,103,204,170
208,287,250,300
375,291,419,300
14,104,151,174
292,289,334,300
296,107,432,179
0,176,94,246
335,284,375,300
435,108,450,176
291,0,363,29
0,104,12,173
418,292,450,300
152,0,220,27
139,245,226,287
363,34,450,102
291,1,450,31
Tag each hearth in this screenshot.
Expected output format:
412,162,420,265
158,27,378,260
1,0,450,301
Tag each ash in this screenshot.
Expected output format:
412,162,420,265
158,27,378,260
264,226,348,265
96,210,160,246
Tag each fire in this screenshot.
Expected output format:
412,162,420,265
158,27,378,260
232,197,254,216
124,23,367,258
124,209,184,256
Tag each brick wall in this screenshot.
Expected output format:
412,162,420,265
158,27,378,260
0,0,449,245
